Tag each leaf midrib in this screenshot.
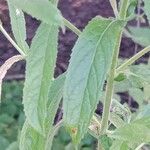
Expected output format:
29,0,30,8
35,24,54,132
75,20,118,129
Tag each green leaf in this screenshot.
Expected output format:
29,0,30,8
134,116,150,128
128,26,150,47
19,121,45,150
126,0,137,18
137,104,150,119
129,88,144,105
63,16,125,143
20,74,65,150
0,136,10,150
110,121,150,143
6,142,19,150
45,73,66,132
144,84,150,101
110,140,129,150
114,73,126,82
109,112,125,128
7,0,29,53
10,0,64,27
111,99,131,123
144,0,150,23
23,23,58,134
100,135,112,150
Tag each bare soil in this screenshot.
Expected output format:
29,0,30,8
0,0,146,78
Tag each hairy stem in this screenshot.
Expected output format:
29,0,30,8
100,32,122,134
97,140,104,150
109,0,119,17
116,45,150,73
63,18,81,36
135,143,145,150
45,120,63,150
100,0,129,135
0,23,26,56
119,0,130,19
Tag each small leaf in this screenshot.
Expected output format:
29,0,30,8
10,0,64,26
20,74,65,150
127,0,137,18
23,23,58,134
63,16,125,143
111,99,131,123
7,0,29,53
100,135,112,150
128,26,150,47
0,55,24,102
114,73,126,82
109,112,125,128
129,88,144,105
110,121,150,143
45,73,66,132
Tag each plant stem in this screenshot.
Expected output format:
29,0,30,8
116,45,150,73
45,120,63,150
135,143,145,150
100,0,129,135
119,0,130,20
109,0,119,17
63,18,81,36
0,23,26,56
100,32,122,135
97,140,104,150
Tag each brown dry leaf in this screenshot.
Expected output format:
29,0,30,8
0,55,24,102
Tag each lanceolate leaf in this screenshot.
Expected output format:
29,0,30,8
63,16,125,143
23,23,58,134
128,26,150,47
45,73,66,132
10,0,64,26
20,73,65,150
7,0,29,53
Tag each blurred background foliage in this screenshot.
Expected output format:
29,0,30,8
0,81,97,150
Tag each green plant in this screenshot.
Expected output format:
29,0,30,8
0,81,24,150
0,0,150,149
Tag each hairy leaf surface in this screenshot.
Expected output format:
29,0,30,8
63,16,125,143
110,140,129,150
21,73,65,149
20,121,45,150
128,26,150,47
110,119,150,143
7,0,29,53
10,0,64,26
23,23,58,134
45,73,66,132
